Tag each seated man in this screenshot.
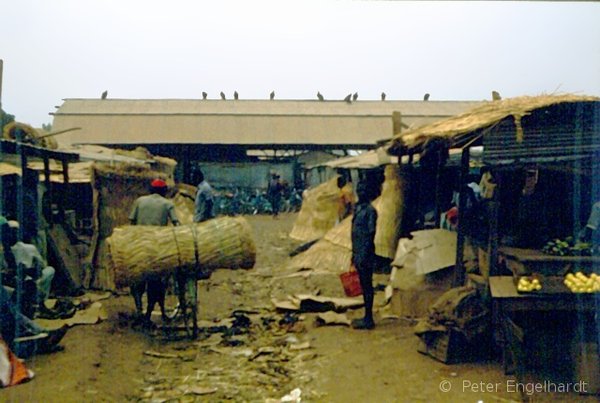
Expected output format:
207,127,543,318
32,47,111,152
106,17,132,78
1,220,60,319
0,280,67,356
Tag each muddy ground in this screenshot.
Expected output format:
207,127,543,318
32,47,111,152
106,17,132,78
3,214,597,402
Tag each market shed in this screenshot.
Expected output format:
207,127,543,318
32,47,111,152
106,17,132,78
387,93,600,280
51,98,482,185
388,94,600,387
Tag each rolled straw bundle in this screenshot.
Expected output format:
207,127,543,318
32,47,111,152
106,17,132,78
108,216,256,287
289,176,341,242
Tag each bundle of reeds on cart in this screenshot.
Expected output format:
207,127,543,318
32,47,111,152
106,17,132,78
107,216,256,287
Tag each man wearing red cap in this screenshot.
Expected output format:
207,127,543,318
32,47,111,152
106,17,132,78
128,179,180,325
129,179,179,227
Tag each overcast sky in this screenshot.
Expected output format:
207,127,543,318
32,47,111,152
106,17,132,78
1,0,599,127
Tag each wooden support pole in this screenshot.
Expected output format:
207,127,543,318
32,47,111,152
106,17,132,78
434,149,444,228
59,158,69,221
17,132,26,242
43,156,51,189
43,156,53,227
453,146,470,287
488,198,499,276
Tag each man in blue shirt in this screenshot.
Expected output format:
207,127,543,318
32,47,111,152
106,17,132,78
194,170,215,223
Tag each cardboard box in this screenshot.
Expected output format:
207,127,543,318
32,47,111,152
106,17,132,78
389,287,446,319
417,329,464,364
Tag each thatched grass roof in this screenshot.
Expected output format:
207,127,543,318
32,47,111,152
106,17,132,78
388,94,600,153
3,121,58,149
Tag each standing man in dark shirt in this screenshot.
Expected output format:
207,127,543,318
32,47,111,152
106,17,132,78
351,180,379,330
267,173,283,219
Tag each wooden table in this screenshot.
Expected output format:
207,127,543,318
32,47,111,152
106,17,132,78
498,247,600,277
489,276,598,383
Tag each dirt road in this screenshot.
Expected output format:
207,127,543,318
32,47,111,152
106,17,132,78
3,214,595,402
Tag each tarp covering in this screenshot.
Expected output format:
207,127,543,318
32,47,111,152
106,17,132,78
307,149,398,169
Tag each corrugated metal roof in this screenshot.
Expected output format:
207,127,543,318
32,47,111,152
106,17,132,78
52,98,483,147
308,149,398,169
54,98,482,117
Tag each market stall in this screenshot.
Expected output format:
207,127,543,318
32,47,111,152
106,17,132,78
387,94,600,392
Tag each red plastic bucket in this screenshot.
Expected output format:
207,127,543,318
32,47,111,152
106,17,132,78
340,270,362,297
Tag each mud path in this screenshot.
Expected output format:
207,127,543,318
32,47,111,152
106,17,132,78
3,214,595,402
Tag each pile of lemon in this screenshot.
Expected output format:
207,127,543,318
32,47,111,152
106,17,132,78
563,272,600,293
517,277,542,292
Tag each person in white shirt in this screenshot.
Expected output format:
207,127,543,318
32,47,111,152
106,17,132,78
2,220,55,319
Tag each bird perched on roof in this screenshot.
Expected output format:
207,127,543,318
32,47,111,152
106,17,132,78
492,90,502,101
344,94,352,103
234,91,239,100
202,92,208,100
270,91,275,100
101,90,108,100
352,92,358,101
423,93,430,101
220,92,226,100
317,92,324,101
381,92,386,101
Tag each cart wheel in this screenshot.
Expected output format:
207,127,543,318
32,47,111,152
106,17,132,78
183,276,198,339
163,273,181,322
190,284,198,339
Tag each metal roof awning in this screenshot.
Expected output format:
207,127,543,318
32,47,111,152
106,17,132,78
307,149,397,169
51,98,483,147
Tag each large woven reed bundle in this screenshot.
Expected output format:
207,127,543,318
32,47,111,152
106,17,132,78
172,191,196,225
289,176,342,242
108,216,256,288
3,121,58,149
88,161,177,289
372,165,404,259
290,165,404,272
288,238,352,274
323,215,352,249
323,165,403,258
